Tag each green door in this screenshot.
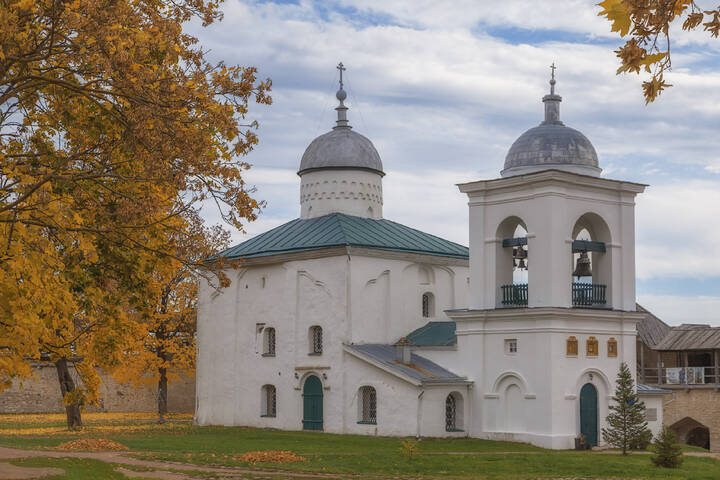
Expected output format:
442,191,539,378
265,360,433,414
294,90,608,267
580,383,598,446
302,375,323,430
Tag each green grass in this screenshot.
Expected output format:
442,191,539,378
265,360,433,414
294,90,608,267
1,414,719,479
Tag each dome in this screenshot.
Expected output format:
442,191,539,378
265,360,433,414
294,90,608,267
501,72,601,178
502,123,599,176
298,127,384,175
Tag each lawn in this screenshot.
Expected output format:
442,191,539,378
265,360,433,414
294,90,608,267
0,413,718,479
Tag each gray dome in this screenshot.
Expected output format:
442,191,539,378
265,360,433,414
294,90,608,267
298,128,384,176
502,123,599,176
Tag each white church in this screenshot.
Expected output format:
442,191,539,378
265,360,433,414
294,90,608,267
195,65,669,449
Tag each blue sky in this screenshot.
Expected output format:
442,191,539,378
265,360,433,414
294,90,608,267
192,0,720,325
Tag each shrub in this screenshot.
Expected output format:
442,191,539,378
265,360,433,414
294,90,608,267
651,427,684,468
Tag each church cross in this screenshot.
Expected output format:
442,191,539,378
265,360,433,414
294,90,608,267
550,62,556,81
337,62,346,90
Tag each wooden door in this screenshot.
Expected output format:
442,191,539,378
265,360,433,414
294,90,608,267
302,375,323,430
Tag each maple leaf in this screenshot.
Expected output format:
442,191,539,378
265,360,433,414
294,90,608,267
598,0,632,37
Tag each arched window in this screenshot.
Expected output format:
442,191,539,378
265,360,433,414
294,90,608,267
586,336,599,357
358,386,377,424
261,385,276,417
309,326,323,355
567,336,578,356
445,392,464,432
263,327,276,356
607,337,618,357
422,292,434,318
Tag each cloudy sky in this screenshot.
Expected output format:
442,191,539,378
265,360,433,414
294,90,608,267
192,0,720,325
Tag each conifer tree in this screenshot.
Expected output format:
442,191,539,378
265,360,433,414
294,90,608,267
602,362,651,454
651,427,684,468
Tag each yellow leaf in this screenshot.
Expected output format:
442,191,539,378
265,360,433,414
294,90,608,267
597,0,632,37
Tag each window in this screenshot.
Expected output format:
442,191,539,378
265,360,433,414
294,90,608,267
309,326,323,355
263,327,276,356
261,385,276,417
646,408,658,422
505,339,518,354
586,336,599,357
422,292,434,318
445,392,463,432
567,336,578,356
607,337,618,357
358,386,377,424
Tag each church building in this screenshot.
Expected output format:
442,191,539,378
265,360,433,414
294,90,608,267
195,65,668,449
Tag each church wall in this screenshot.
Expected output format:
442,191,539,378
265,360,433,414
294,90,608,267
300,169,383,219
349,256,468,345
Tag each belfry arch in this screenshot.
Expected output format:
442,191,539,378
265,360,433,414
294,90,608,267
495,216,529,308
570,212,613,308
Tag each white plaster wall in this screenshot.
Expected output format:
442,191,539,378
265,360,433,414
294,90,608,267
300,169,383,219
639,395,665,437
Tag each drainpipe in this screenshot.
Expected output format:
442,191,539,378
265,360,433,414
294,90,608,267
417,389,425,439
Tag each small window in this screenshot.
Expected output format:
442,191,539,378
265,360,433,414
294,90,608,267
567,336,578,356
607,337,618,357
445,392,463,432
505,339,518,355
646,408,658,422
586,336,599,357
358,386,377,424
263,327,276,356
422,292,434,318
261,385,276,417
309,326,323,355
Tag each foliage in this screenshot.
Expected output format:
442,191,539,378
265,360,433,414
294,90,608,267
114,210,232,420
651,427,684,468
597,0,720,103
629,427,653,450
601,362,651,454
0,0,270,427
236,450,308,464
400,438,419,460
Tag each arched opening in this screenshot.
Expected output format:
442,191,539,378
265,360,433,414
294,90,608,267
261,384,276,417
302,375,323,430
504,384,523,432
358,386,377,424
496,217,529,308
670,417,710,450
445,392,464,432
309,326,323,355
571,213,612,308
422,292,435,318
579,383,598,446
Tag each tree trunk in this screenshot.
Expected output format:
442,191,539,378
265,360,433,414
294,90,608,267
55,357,82,429
157,366,168,423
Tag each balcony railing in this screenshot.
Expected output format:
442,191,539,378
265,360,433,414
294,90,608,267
638,366,719,386
572,282,606,307
501,284,528,307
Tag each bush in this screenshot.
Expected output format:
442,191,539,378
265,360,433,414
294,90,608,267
651,427,684,468
629,429,653,450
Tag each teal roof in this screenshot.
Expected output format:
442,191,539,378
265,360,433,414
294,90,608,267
217,213,469,260
406,321,457,347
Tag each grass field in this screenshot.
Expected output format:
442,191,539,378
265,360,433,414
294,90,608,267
0,413,717,479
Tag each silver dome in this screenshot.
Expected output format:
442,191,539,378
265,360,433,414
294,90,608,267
502,123,599,176
298,128,384,175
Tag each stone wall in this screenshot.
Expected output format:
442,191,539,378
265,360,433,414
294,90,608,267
663,389,720,452
0,362,195,414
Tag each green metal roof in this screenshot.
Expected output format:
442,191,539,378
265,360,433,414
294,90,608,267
217,213,469,260
405,321,457,347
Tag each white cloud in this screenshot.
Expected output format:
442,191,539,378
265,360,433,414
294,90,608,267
638,294,720,326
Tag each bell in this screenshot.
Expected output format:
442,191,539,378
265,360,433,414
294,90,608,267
573,251,592,278
515,246,527,260
517,258,527,270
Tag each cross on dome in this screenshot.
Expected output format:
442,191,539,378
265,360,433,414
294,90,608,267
550,62,557,95
334,61,350,129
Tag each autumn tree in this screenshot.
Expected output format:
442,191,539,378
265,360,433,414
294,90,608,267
0,0,270,428
116,211,232,422
598,0,720,102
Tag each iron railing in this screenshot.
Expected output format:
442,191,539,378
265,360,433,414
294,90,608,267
572,282,606,307
501,284,528,307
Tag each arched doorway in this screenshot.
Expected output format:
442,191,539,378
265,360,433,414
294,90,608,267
580,383,598,446
302,375,323,430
